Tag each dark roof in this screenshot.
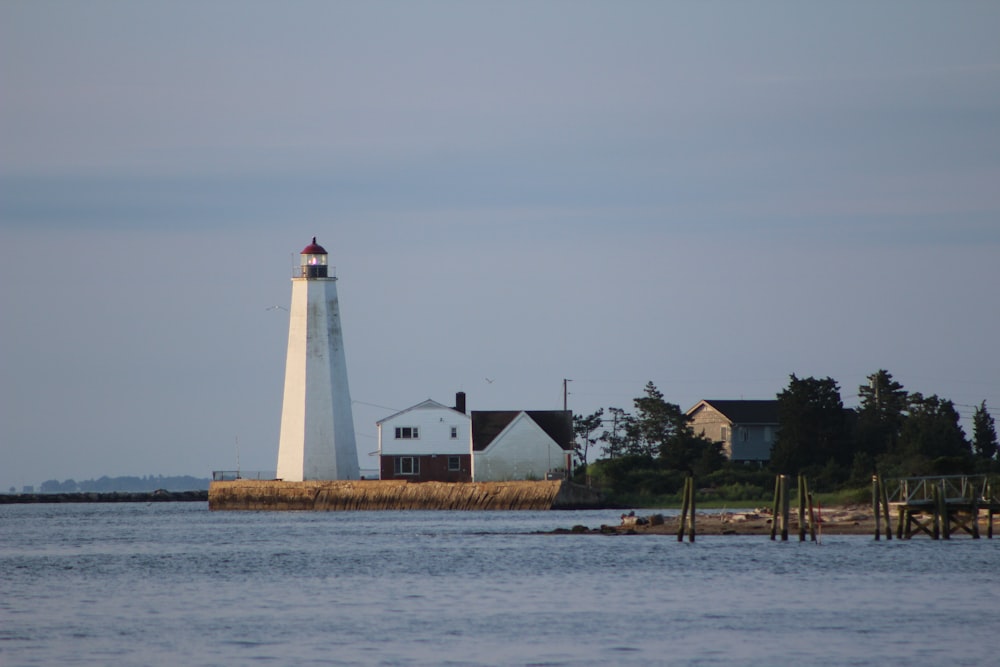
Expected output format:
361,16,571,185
301,236,327,254
471,410,574,451
694,400,780,425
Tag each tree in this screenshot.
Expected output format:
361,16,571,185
896,393,970,467
770,374,851,473
854,370,908,458
599,407,633,459
629,382,680,459
629,381,720,471
689,433,726,478
972,400,998,461
573,408,604,469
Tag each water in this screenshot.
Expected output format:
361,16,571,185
1,503,998,666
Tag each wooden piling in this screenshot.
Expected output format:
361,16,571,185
806,486,817,542
798,475,807,542
971,494,980,539
988,480,994,540
879,474,892,541
780,474,790,542
932,484,941,540
687,477,696,543
677,476,691,542
872,474,881,540
872,473,892,541
940,483,951,540
770,475,781,541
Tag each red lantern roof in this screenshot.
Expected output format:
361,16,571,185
300,237,327,255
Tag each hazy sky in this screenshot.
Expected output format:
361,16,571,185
2,2,999,490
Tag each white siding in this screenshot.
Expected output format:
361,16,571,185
276,276,359,481
473,413,567,481
379,402,470,457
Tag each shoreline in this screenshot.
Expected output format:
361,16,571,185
547,505,1000,537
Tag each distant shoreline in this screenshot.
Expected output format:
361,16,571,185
0,490,208,504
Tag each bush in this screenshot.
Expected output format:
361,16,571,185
588,456,687,502
711,482,772,502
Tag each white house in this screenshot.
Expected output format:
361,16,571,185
471,410,574,482
377,394,472,482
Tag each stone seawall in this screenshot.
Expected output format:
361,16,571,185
208,479,605,511
0,490,208,504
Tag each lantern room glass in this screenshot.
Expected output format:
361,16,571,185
301,252,328,278
302,253,327,267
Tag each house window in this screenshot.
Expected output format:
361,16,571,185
741,428,749,442
720,426,729,442
394,426,419,439
394,456,420,475
450,426,458,439
448,456,460,471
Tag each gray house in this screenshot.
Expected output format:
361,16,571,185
686,400,779,464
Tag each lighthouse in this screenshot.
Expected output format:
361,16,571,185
275,237,360,481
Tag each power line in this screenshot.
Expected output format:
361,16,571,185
352,400,401,413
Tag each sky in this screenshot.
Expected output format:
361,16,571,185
2,1,999,490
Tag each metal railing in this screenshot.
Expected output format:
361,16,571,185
292,266,337,279
212,470,277,482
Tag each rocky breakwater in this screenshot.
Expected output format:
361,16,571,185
0,490,208,504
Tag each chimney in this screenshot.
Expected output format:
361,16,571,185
454,391,466,414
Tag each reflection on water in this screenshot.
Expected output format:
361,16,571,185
1,503,997,666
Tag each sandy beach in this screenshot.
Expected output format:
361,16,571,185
549,505,999,537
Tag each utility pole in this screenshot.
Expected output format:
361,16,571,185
562,378,573,479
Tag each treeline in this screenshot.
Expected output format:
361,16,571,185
770,371,997,486
573,371,999,503
36,475,210,493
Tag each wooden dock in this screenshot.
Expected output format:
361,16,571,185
888,475,998,540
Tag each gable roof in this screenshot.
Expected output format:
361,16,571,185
471,410,574,451
687,400,779,425
376,399,466,425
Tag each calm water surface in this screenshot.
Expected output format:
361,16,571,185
1,502,997,666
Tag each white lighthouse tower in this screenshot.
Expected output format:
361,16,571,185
275,237,360,481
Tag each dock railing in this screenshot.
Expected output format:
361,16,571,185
887,475,991,505
884,474,999,540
